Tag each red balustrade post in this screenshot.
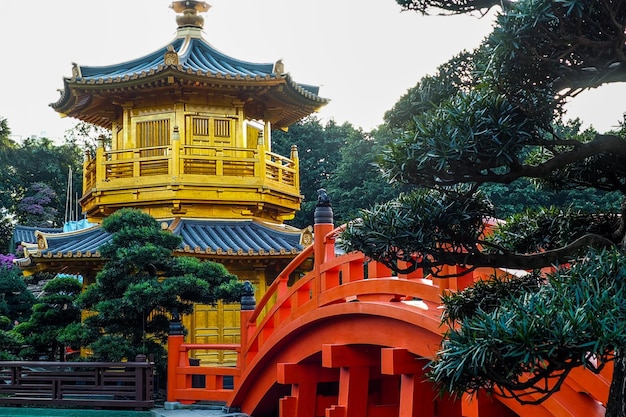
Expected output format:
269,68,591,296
239,281,256,369
166,308,185,404
313,189,335,300
447,265,475,291
277,275,289,298
367,261,391,279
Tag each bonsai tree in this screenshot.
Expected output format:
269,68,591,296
0,316,23,360
16,276,82,361
0,256,34,360
341,0,626,416
74,208,243,371
0,257,34,326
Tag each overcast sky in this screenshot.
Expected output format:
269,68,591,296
1,0,624,141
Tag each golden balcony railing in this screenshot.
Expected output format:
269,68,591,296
81,142,300,198
265,151,297,188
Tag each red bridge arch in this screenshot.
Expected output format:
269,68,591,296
167,218,611,417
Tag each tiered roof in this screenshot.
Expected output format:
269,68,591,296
51,2,328,129
15,218,309,271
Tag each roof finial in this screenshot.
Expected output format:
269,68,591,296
170,1,211,29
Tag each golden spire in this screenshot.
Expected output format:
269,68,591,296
170,1,211,29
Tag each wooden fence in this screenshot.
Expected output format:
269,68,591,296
0,359,154,410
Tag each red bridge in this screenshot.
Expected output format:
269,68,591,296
166,216,610,417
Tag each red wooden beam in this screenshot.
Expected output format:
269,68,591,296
322,344,380,417
279,396,299,417
326,405,347,417
278,363,340,417
381,348,435,417
322,344,380,368
381,348,428,376
278,363,340,384
336,365,369,416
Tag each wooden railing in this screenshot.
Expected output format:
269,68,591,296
0,360,154,409
180,145,256,178
102,146,170,179
265,151,298,188
82,143,299,193
83,156,97,191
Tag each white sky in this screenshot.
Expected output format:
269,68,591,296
0,0,624,142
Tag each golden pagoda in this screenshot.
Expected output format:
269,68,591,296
53,0,327,223
17,1,328,363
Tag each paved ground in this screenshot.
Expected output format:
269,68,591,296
150,403,248,417
150,409,247,417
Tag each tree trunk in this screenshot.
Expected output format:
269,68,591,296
606,353,626,417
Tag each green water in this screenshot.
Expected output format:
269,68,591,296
0,408,150,417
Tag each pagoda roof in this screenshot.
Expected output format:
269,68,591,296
14,218,307,267
51,26,329,129
172,218,305,256
12,225,63,245
79,37,276,82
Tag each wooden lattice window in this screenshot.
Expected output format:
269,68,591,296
213,118,231,144
192,118,210,138
190,116,233,146
214,119,230,138
137,119,170,156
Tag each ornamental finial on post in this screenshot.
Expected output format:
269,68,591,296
314,189,333,225
170,1,211,29
169,307,184,336
240,281,256,311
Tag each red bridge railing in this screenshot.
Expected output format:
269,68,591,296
165,214,485,407
165,210,614,417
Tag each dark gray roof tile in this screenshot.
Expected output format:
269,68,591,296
17,219,303,259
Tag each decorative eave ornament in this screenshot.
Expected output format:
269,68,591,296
164,45,179,66
71,62,82,78
273,59,285,75
170,0,211,29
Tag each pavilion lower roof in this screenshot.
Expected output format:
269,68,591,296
15,218,306,261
